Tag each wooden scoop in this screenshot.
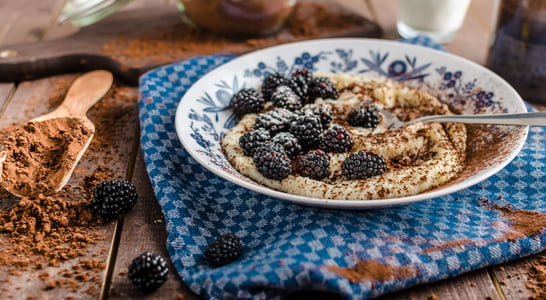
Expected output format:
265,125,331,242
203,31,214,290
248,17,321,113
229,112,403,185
0,70,113,197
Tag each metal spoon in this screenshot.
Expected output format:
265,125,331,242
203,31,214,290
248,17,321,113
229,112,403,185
380,108,546,129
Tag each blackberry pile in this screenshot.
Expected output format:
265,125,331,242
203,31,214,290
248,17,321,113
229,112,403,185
229,68,388,181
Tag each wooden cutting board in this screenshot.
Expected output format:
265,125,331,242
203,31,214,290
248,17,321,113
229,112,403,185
0,1,382,86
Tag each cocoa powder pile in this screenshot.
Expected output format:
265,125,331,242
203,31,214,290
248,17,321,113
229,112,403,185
1,117,93,197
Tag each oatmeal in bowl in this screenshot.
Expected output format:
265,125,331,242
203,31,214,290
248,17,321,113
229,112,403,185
175,38,528,208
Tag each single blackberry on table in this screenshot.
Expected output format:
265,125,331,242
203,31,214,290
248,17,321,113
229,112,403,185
271,85,302,111
229,88,264,116
319,125,353,153
92,180,138,219
271,132,302,159
296,150,331,180
342,150,386,179
239,128,271,156
254,108,296,135
301,103,334,129
289,113,323,149
261,72,289,101
204,233,244,267
252,142,292,180
347,101,381,128
128,252,169,292
308,76,339,101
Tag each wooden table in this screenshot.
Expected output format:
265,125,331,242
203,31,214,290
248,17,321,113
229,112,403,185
0,0,543,299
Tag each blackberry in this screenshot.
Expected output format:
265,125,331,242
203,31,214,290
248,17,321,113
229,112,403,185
342,150,386,179
319,125,353,153
128,252,169,292
301,103,333,129
261,72,289,101
271,132,302,159
92,180,138,219
254,108,296,135
239,128,271,156
289,113,323,149
252,142,292,180
288,69,313,103
347,101,381,128
204,233,244,267
230,88,264,116
308,77,339,101
296,150,331,180
271,85,302,111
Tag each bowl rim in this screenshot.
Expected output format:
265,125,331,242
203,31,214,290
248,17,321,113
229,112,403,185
175,37,529,209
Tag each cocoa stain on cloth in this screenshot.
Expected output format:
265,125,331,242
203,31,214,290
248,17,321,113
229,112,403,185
326,260,416,284
101,2,368,67
493,206,546,241
1,117,92,197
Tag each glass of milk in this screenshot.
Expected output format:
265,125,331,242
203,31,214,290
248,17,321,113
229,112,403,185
397,0,471,43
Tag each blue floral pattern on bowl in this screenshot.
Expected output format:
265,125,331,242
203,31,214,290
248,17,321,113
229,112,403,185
176,39,527,208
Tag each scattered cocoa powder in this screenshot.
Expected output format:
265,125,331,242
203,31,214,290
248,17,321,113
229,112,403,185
422,239,475,254
486,204,546,241
0,81,139,297
526,254,546,299
326,260,415,283
101,2,372,67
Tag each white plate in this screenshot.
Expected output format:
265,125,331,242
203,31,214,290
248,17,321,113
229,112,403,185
175,38,528,209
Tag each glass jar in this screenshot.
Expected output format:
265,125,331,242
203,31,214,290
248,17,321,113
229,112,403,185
486,0,546,104
176,0,298,38
59,0,134,27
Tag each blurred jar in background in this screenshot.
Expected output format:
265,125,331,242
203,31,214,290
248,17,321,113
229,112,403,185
177,0,298,38
60,0,134,27
487,0,546,104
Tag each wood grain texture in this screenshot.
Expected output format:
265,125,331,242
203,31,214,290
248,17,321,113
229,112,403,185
108,151,199,299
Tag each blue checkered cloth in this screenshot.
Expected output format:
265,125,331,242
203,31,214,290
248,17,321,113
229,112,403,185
138,38,546,299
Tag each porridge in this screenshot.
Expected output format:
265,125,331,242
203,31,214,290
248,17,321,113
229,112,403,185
221,70,467,200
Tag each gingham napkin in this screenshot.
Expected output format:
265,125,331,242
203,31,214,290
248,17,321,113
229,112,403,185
138,38,546,299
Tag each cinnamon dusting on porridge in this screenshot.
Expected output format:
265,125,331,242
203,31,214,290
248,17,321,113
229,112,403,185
221,71,467,200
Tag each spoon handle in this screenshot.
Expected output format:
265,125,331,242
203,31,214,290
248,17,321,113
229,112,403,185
412,112,546,126
57,70,114,118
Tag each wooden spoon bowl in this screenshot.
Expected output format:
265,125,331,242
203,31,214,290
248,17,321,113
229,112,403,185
0,70,113,197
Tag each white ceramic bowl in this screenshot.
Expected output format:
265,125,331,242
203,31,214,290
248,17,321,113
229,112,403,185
175,38,528,209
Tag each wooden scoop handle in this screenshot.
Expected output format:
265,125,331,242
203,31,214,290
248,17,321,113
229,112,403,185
55,70,114,118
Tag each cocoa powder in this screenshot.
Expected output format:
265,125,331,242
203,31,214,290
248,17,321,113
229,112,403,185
101,2,369,67
1,118,93,197
326,260,416,283
0,82,138,296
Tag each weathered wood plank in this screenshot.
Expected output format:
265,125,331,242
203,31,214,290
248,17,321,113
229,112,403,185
108,150,199,299
0,83,14,112
0,0,59,44
379,269,500,300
